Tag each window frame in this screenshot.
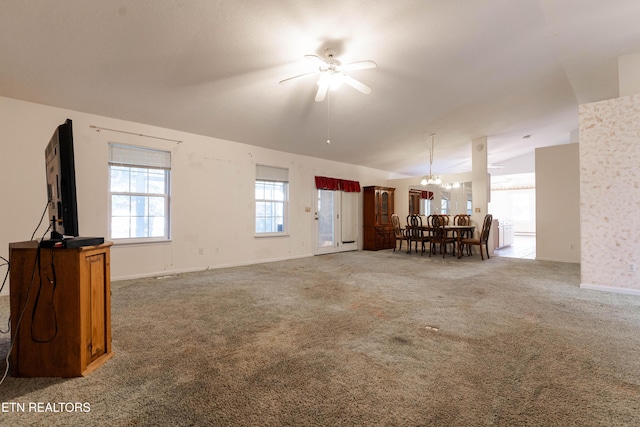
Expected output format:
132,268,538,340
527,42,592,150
108,143,171,244
255,165,289,237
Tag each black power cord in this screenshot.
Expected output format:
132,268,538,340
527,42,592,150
30,245,59,343
0,217,53,386
0,256,9,334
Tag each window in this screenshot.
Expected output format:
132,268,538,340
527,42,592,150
441,192,450,214
109,143,171,242
420,198,433,216
255,165,288,235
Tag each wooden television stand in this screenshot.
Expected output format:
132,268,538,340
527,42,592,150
9,240,114,377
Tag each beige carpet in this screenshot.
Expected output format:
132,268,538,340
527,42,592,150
1,250,639,426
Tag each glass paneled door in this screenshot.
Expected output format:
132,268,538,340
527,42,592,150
315,190,358,254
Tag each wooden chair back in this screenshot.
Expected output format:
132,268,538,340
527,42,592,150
480,214,493,242
430,214,447,242
391,214,403,238
454,214,471,226
406,214,423,239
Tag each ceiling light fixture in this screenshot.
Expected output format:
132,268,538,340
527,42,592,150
442,182,461,190
420,133,442,186
279,48,376,103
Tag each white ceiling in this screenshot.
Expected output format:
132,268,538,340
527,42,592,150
2,0,640,177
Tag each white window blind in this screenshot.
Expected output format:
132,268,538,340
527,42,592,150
109,143,171,169
256,164,288,182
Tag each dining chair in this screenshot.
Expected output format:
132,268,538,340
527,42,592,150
460,214,493,260
406,214,419,254
453,214,473,255
405,214,429,255
415,215,432,256
453,214,471,226
391,214,409,252
430,214,456,257
434,214,449,225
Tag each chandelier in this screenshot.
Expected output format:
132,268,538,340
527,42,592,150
420,133,441,186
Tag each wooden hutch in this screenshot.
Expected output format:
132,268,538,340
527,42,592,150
363,186,395,250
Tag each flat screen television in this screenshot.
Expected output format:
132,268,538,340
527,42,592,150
45,119,79,239
42,119,104,248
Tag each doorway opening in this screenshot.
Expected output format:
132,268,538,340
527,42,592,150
315,189,358,255
489,173,536,260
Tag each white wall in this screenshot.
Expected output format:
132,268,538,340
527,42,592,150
619,53,640,97
579,94,640,294
535,143,580,263
0,96,394,286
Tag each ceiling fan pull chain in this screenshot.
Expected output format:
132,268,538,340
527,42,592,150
326,90,331,145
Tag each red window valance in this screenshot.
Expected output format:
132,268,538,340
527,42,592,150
421,190,434,200
315,176,339,190
340,179,361,193
315,176,361,193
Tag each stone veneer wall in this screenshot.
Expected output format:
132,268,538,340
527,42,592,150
579,93,640,294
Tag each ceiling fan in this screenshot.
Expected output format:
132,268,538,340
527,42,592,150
279,48,376,102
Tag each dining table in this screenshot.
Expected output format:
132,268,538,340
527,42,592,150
420,224,475,258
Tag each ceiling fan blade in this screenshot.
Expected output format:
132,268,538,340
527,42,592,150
344,75,372,94
315,79,329,102
341,60,377,71
305,54,328,68
279,72,316,85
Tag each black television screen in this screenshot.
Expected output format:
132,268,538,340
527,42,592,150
45,119,79,239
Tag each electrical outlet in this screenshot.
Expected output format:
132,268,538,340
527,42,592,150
629,263,636,273
198,248,204,255
216,247,220,253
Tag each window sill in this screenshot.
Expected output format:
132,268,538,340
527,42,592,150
111,238,172,247
254,233,290,238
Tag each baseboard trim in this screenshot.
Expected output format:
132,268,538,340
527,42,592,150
580,283,640,297
534,256,580,264
112,254,312,282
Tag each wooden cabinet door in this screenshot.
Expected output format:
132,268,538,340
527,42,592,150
363,186,395,250
380,190,390,225
85,252,108,363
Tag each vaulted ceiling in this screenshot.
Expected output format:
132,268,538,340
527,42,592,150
2,1,640,177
